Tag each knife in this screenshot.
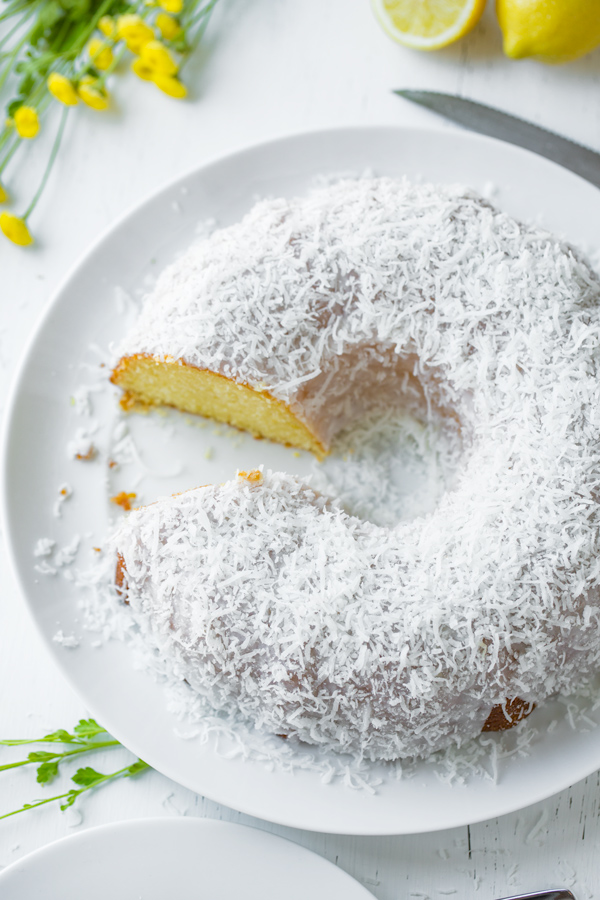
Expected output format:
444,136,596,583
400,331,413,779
495,892,575,900
395,89,600,190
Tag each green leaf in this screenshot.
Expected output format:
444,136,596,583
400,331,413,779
27,751,59,762
36,760,60,784
71,766,105,787
73,719,106,739
17,73,35,97
43,729,75,743
6,98,20,118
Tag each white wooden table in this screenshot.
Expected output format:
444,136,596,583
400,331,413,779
2,1,600,896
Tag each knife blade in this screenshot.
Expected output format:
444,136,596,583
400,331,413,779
495,892,576,900
395,89,600,190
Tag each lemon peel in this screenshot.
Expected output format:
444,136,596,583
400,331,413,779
371,0,486,50
14,106,40,139
48,73,79,106
0,212,33,246
497,0,600,63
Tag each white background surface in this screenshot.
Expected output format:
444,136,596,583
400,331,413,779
2,0,600,896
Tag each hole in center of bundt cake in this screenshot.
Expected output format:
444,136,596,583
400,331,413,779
312,404,465,527
300,346,470,528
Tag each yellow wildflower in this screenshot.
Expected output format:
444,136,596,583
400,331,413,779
155,12,182,41
88,38,114,71
0,183,8,204
140,40,178,75
0,213,33,246
78,76,110,111
159,0,183,12
98,15,115,38
116,14,154,53
14,106,40,139
131,57,156,81
153,72,187,98
47,73,79,106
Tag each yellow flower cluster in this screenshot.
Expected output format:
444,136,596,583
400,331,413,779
114,12,188,99
0,0,205,247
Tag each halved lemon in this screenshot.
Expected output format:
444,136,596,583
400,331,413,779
372,0,487,50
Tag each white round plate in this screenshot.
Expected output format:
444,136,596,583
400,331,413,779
0,817,373,899
4,127,600,835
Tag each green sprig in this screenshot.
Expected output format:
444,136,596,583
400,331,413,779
0,718,149,820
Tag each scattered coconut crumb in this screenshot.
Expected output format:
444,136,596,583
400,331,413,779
54,535,80,567
67,426,98,461
53,630,80,649
33,537,55,558
525,809,548,845
71,387,93,417
65,807,83,827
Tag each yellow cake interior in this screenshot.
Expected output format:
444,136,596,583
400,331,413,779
111,354,326,458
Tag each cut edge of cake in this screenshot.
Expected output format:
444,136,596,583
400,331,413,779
110,353,326,459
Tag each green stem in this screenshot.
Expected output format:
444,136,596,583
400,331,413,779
0,9,33,52
0,791,73,821
0,761,150,821
0,29,31,93
0,740,120,772
23,104,68,220
179,0,219,73
0,132,18,169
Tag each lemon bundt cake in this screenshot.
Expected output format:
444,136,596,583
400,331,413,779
110,178,600,760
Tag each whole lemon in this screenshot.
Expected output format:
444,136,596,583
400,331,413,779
496,0,600,63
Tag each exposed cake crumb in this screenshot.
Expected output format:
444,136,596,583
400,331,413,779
111,491,137,511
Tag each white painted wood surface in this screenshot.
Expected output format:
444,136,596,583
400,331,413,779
2,1,600,896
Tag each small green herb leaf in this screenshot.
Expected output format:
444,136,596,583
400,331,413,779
36,760,60,784
73,719,106,739
43,729,75,743
28,750,60,762
71,766,106,787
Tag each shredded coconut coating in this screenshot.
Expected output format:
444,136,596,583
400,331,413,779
113,177,600,760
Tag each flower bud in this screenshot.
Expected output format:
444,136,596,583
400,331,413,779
48,73,79,106
14,106,40,139
0,212,33,246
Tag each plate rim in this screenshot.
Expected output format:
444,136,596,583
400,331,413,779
3,123,600,836
0,816,374,897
